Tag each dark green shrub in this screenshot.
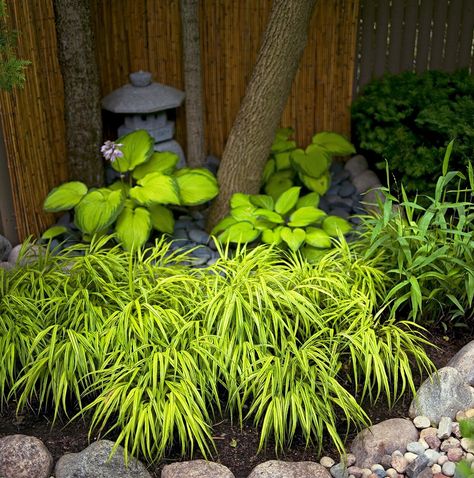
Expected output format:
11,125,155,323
351,69,474,196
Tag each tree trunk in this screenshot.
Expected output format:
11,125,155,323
53,0,103,187
180,0,206,168
206,0,317,230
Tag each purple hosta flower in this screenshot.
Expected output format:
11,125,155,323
101,140,124,162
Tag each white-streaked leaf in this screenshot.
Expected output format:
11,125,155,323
176,170,219,205
218,221,260,244
305,227,332,248
274,187,301,215
129,173,180,205
75,188,125,234
44,181,88,212
132,151,180,179
280,227,305,251
116,206,151,250
288,207,326,227
311,132,356,155
322,216,352,237
148,204,175,234
112,129,154,172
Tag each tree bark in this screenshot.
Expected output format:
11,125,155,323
206,0,317,230
180,0,206,168
53,0,103,187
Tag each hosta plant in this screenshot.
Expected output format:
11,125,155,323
212,186,352,261
263,128,356,199
43,130,218,250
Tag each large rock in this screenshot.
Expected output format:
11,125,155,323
344,155,368,179
55,440,151,478
409,367,474,425
0,234,12,261
161,460,235,477
350,418,419,468
247,460,332,478
0,434,53,478
352,170,381,194
447,340,474,386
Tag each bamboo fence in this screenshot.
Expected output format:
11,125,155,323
1,0,359,240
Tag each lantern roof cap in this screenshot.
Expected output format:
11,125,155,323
102,71,185,114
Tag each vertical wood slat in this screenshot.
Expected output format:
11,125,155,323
387,0,404,73
357,0,376,89
444,0,464,72
400,1,419,72
373,0,390,79
415,0,434,73
430,0,449,69
0,0,68,240
457,0,474,71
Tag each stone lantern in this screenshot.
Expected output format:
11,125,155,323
101,70,186,166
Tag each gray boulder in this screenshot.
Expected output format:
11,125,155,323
350,418,419,468
54,440,151,478
247,460,332,478
344,155,368,179
161,460,235,477
0,434,53,478
409,367,474,425
352,170,381,194
447,340,474,386
0,234,12,261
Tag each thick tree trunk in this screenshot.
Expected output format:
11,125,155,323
53,0,103,187
180,0,206,168
206,0,317,230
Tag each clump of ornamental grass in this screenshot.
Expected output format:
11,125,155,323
0,237,434,463
355,141,474,326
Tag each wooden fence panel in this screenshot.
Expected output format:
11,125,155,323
355,0,474,93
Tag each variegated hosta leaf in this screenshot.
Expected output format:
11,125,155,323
299,172,331,195
280,227,306,251
231,193,252,209
148,204,175,234
75,188,125,235
311,131,356,156
274,186,301,215
250,195,274,210
297,192,320,209
218,221,260,244
287,207,326,227
115,206,151,251
132,151,180,179
305,227,332,248
261,226,283,245
231,206,257,223
111,129,155,173
175,170,219,206
254,209,284,224
322,216,352,237
291,148,329,178
129,172,180,206
211,216,238,235
264,170,295,199
43,181,88,212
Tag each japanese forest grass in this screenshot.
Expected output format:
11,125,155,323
0,236,434,462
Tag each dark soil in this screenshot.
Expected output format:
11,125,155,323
1,327,473,478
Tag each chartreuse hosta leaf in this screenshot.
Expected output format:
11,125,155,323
148,204,174,234
280,227,305,251
175,169,219,205
231,193,252,208
305,227,332,248
75,188,125,235
129,172,180,206
115,206,151,251
264,170,295,199
108,181,130,196
218,221,260,243
261,226,283,245
274,186,301,215
301,245,329,263
211,216,238,235
311,131,355,156
254,209,284,224
291,147,330,178
274,152,291,171
231,205,257,223
44,181,88,212
299,172,330,195
287,207,326,227
297,192,320,209
322,216,352,237
262,159,276,184
132,151,180,179
250,195,274,210
41,225,68,240
111,129,154,173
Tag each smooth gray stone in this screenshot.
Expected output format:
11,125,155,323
188,229,209,244
248,460,332,478
0,234,12,261
353,170,381,194
329,208,350,219
409,367,474,425
332,170,350,185
447,340,474,386
344,155,368,178
55,440,151,478
339,181,356,197
330,462,349,478
0,261,13,271
406,455,430,478
407,441,426,455
173,228,189,240
161,460,234,478
0,434,53,478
